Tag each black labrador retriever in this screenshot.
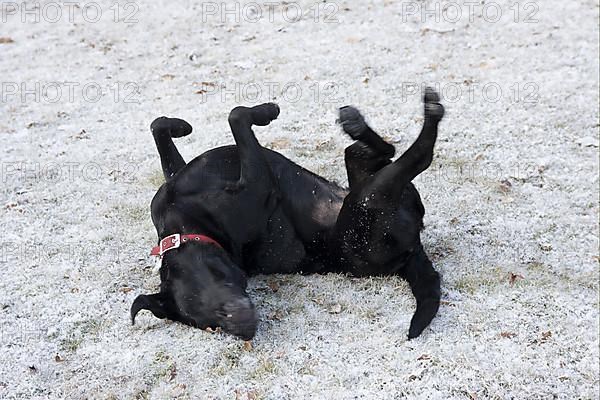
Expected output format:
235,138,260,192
131,88,444,340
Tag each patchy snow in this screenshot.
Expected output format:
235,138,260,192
1,0,598,398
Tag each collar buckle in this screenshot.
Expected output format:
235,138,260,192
150,233,223,257
159,233,181,256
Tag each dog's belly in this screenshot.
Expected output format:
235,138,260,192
270,161,346,243
176,146,347,272
182,145,347,238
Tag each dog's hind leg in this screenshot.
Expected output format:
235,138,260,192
338,106,396,157
332,88,444,338
365,88,444,203
150,117,193,180
227,103,280,187
338,106,396,189
359,89,444,337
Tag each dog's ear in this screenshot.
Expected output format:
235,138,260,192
130,292,171,324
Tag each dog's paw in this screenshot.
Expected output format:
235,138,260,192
423,87,444,122
250,102,280,126
424,86,440,103
338,106,367,140
150,117,193,138
407,325,423,340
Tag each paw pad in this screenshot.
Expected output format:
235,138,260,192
338,106,367,139
150,117,193,138
423,87,444,121
250,102,280,126
424,87,440,103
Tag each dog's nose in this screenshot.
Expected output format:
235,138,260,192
220,297,258,340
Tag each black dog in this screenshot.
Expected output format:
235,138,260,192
131,88,444,340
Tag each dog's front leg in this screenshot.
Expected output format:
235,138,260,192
227,103,280,190
150,117,193,180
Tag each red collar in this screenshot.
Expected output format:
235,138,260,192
150,233,222,257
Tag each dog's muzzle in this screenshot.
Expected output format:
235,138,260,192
219,297,258,340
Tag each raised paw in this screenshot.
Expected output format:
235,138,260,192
424,87,440,103
150,117,193,138
423,87,444,122
250,102,280,126
338,106,367,140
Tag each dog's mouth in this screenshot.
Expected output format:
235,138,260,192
216,297,258,340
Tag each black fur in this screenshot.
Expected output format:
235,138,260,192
132,89,445,340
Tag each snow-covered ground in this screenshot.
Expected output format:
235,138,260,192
1,0,598,398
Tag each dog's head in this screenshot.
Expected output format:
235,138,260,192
130,244,257,340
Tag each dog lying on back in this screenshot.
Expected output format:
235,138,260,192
131,88,444,340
